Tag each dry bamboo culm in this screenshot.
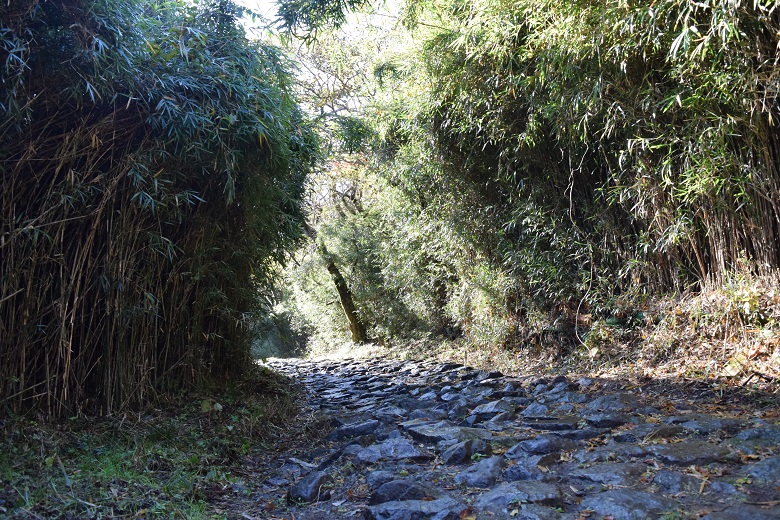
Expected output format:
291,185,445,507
1,0,312,418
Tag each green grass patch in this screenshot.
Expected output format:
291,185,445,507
0,365,300,519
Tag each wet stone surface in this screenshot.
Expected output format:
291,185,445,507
258,357,780,519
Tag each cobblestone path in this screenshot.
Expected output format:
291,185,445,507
256,357,779,520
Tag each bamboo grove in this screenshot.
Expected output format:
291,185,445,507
3,0,780,414
0,0,316,417
275,0,780,351
407,0,780,294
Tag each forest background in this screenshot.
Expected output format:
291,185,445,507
2,0,779,419
261,0,780,387
2,0,779,516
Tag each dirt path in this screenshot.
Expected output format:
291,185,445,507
245,356,779,520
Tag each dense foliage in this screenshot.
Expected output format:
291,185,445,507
278,0,780,353
0,0,316,416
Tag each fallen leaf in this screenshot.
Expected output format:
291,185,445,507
459,507,476,520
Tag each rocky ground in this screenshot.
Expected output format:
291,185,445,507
252,356,779,520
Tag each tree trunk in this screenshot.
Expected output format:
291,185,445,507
320,244,368,343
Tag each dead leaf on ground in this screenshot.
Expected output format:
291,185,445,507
459,507,476,519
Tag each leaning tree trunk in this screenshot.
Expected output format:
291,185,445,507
319,243,368,343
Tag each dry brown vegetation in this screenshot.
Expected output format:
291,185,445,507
0,0,314,418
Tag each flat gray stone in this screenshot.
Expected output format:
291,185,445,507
746,455,780,483
454,455,504,488
399,420,493,444
610,431,638,443
490,504,562,520
373,405,408,422
327,420,381,440
631,423,686,440
433,362,463,373
648,441,734,466
651,469,700,494
583,393,643,413
506,434,577,457
474,481,564,510
279,461,305,479
483,411,515,430
441,439,491,465
709,480,741,496
574,443,649,463
356,438,433,464
503,458,544,481
364,496,463,520
287,471,333,503
368,479,434,505
395,397,436,411
727,426,780,454
408,408,448,421
737,425,780,442
266,476,290,486
470,399,513,417
522,402,552,418
584,413,632,428
554,391,588,404
579,489,677,520
557,427,610,440
569,462,646,486
446,400,474,421
666,414,744,436
440,392,461,402
355,446,384,464
548,380,571,393
522,417,580,431
366,470,397,489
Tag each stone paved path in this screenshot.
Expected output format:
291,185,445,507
259,357,780,520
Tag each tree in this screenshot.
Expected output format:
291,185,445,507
321,242,369,343
263,17,395,346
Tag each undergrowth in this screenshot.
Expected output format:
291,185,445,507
333,275,780,396
0,365,300,519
